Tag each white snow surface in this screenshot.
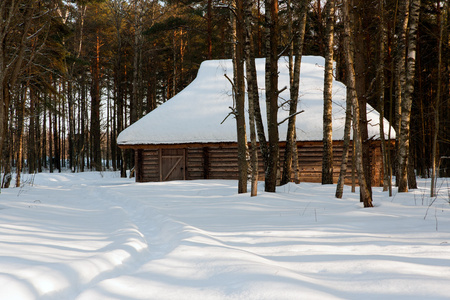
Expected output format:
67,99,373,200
117,56,393,145
0,172,449,300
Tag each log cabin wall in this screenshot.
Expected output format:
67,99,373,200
135,149,160,182
133,140,385,186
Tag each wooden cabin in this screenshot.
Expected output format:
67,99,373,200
118,56,392,186
119,140,384,186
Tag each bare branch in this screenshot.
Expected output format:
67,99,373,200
277,110,304,126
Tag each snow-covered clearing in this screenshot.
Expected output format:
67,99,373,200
0,172,449,299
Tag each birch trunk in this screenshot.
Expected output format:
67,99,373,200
335,88,352,198
244,0,259,196
322,0,335,185
232,0,248,193
393,0,410,186
398,0,420,192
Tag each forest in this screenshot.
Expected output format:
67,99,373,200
0,0,449,201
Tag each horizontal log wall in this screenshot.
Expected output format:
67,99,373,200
136,149,160,182
135,141,385,186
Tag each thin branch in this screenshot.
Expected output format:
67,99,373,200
278,110,304,126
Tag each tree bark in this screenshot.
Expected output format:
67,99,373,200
352,0,373,198
335,88,353,198
131,0,142,125
378,0,390,192
281,0,307,186
322,0,335,185
342,0,373,207
394,0,410,187
68,80,75,171
15,88,26,187
28,87,37,173
0,0,37,173
264,0,279,192
431,2,445,197
243,0,259,196
91,26,102,171
398,0,420,192
232,0,248,193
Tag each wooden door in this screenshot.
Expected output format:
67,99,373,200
161,149,185,181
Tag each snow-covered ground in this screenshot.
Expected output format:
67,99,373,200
0,172,449,300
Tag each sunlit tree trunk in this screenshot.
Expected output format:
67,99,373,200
335,88,352,198
243,0,259,196
398,0,420,192
131,0,143,125
91,27,102,171
394,0,409,187
322,0,335,184
232,0,248,193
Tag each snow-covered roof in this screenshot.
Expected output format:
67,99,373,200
117,56,392,145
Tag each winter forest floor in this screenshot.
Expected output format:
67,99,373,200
0,172,449,300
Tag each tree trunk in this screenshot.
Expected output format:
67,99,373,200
264,0,279,192
394,0,410,187
431,2,445,197
36,96,42,173
281,0,307,186
1,113,12,189
244,0,259,196
15,88,26,187
131,0,142,125
53,85,61,173
91,27,102,171
232,0,248,194
0,1,37,175
28,87,37,173
352,0,373,198
378,0,390,192
335,88,353,198
408,139,417,189
43,95,47,169
49,104,54,173
342,0,373,207
207,0,213,59
322,0,335,185
68,80,75,171
398,0,420,192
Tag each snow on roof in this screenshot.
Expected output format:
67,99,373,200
117,56,392,145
